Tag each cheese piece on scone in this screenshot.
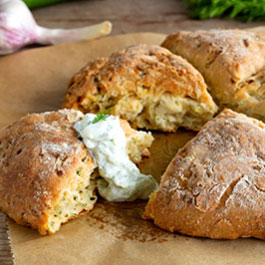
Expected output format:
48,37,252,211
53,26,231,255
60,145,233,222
144,109,265,240
63,44,218,132
0,109,153,235
162,29,265,122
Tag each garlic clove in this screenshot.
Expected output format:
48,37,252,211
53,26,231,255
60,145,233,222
0,0,112,55
0,0,38,54
35,21,112,45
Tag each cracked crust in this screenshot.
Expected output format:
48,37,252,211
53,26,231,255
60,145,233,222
162,29,265,122
63,44,217,132
144,109,265,239
0,109,97,234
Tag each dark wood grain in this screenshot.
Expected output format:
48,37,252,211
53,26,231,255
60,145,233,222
0,213,13,265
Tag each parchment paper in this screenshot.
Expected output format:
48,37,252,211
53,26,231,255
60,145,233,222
1,32,265,265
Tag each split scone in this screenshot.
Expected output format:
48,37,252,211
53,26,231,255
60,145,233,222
144,109,265,240
0,109,153,235
162,29,265,121
63,44,218,132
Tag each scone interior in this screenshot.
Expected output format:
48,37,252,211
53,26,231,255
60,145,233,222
144,109,265,240
162,29,265,122
119,118,153,163
46,157,97,234
63,44,218,132
0,109,153,234
236,66,265,121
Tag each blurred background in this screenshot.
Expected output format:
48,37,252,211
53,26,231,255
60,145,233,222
31,0,265,34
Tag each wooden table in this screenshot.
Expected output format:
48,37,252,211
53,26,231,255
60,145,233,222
1,1,265,264
32,0,264,33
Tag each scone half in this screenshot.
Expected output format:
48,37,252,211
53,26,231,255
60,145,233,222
0,109,96,235
63,44,218,132
0,109,153,234
144,109,265,240
162,29,265,121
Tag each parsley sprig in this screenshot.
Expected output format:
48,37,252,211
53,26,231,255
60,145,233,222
185,0,265,21
91,109,111,124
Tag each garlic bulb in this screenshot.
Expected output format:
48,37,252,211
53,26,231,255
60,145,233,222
0,0,112,55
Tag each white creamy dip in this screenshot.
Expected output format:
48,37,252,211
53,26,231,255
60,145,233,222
74,114,158,202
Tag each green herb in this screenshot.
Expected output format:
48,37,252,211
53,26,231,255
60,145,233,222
23,0,71,9
184,0,265,21
76,168,82,176
91,109,111,124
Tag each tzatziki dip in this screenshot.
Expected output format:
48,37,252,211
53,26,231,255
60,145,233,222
74,113,158,202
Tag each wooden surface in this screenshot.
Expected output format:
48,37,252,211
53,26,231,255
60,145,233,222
0,212,13,265
32,0,265,33
1,0,265,264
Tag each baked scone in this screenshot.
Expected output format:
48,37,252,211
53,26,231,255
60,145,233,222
0,109,153,235
0,109,96,235
63,44,218,132
162,29,265,121
144,109,265,240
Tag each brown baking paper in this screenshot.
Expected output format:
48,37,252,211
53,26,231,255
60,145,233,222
1,32,265,265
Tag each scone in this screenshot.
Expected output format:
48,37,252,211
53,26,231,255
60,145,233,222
162,29,265,121
144,109,265,240
63,44,218,132
0,109,153,235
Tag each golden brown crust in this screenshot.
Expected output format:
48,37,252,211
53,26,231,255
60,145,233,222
144,109,265,240
0,109,96,234
162,29,265,121
63,44,217,132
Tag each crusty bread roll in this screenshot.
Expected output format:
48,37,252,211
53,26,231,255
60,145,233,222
162,29,265,122
63,44,218,132
0,109,153,235
144,109,265,240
